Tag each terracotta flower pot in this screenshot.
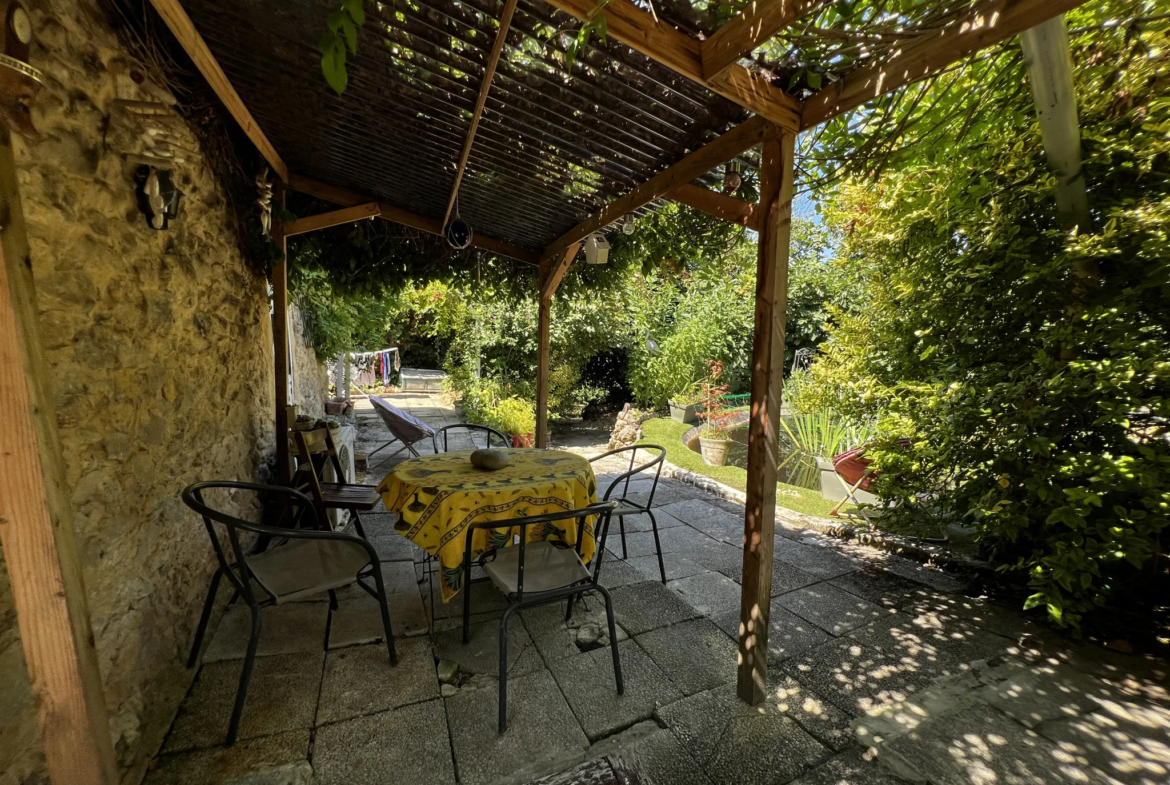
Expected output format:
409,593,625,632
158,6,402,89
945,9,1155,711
699,436,731,466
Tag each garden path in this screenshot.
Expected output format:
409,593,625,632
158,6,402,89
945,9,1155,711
148,394,1168,785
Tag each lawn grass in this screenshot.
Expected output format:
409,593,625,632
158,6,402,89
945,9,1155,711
638,417,841,519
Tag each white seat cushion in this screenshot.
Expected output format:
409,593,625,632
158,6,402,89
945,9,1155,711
249,538,372,603
482,541,591,596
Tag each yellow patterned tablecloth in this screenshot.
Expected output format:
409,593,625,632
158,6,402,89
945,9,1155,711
378,449,599,601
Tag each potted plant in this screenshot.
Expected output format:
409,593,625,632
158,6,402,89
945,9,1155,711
698,360,733,466
490,397,536,448
668,383,704,424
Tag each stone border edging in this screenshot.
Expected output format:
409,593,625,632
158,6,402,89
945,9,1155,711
656,457,989,575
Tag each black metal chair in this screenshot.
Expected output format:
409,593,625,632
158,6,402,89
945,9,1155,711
589,445,667,583
460,501,622,733
432,423,511,453
181,481,397,745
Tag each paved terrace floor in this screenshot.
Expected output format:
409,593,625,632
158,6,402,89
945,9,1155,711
147,394,1169,785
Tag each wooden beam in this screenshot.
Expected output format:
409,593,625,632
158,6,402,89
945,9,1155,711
283,202,381,237
535,243,580,449
800,0,1090,130
668,183,758,230
543,116,781,260
0,130,119,784
737,131,794,705
540,242,581,301
147,0,288,182
444,0,520,227
540,0,800,132
702,0,825,80
287,174,540,265
272,182,290,484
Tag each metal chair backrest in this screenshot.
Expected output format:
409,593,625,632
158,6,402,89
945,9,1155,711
465,501,617,601
590,445,666,508
433,423,511,453
181,481,319,607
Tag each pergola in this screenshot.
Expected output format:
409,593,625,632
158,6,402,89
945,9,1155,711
0,0,1088,782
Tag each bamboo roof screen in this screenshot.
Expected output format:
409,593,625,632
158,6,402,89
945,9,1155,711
167,0,1086,257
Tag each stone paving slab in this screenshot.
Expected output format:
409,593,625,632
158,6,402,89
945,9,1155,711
317,638,438,724
617,726,714,785
433,616,544,678
635,618,738,696
313,699,456,785
768,559,822,596
711,602,834,665
777,583,891,636
1036,699,1170,785
446,670,590,785
610,508,686,533
328,592,427,646
521,599,628,663
627,552,707,582
424,581,510,621
549,639,683,741
879,703,1115,785
657,683,828,785
145,729,312,785
786,746,909,785
594,556,650,588
773,540,860,580
689,542,749,582
610,581,702,636
656,499,744,543
164,651,324,752
828,568,936,610
202,602,329,663
668,571,743,618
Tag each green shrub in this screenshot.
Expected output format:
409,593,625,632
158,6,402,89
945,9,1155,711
487,397,536,438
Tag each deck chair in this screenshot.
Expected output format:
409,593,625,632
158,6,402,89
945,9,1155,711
367,395,435,465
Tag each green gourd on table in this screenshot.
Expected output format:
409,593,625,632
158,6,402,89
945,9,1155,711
470,448,509,470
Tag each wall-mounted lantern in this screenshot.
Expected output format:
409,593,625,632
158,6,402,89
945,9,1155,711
134,166,183,230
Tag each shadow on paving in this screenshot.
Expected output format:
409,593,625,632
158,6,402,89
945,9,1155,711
148,393,1169,785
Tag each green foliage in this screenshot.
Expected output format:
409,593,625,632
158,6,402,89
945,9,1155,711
319,0,366,94
777,410,874,491
805,6,1170,628
488,397,536,438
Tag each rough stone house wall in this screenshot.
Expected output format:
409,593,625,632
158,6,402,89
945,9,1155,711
0,1,322,782
290,302,330,418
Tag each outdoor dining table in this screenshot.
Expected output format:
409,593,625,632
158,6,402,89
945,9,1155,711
377,448,600,602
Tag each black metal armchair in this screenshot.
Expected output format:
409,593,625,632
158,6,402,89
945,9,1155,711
432,423,511,453
460,501,621,733
181,481,397,745
589,445,667,583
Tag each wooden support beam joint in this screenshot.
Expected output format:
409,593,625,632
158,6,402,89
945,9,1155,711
283,202,381,237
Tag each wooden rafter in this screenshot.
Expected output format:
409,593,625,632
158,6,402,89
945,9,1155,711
540,0,800,132
701,0,826,80
540,242,581,301
800,0,1090,129
147,0,288,181
288,174,540,265
542,116,781,260
668,183,758,231
283,202,381,236
443,0,520,227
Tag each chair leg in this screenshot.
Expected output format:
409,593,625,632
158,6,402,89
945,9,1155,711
351,510,367,539
227,604,262,746
647,510,666,584
564,594,575,622
619,515,627,560
597,586,623,695
498,605,517,734
328,588,340,611
188,568,223,668
370,559,398,666
462,556,473,645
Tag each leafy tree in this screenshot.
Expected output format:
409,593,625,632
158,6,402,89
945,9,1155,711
806,4,1169,628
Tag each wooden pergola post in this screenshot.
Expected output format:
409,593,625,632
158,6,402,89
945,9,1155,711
272,182,290,483
736,131,795,704
535,243,581,448
0,126,119,784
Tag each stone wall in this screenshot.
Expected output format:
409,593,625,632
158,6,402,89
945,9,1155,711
290,302,330,418
0,1,291,783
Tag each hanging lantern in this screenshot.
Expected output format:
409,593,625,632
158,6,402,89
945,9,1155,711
445,199,472,249
723,160,743,193
622,218,636,235
134,165,183,230
583,232,610,264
